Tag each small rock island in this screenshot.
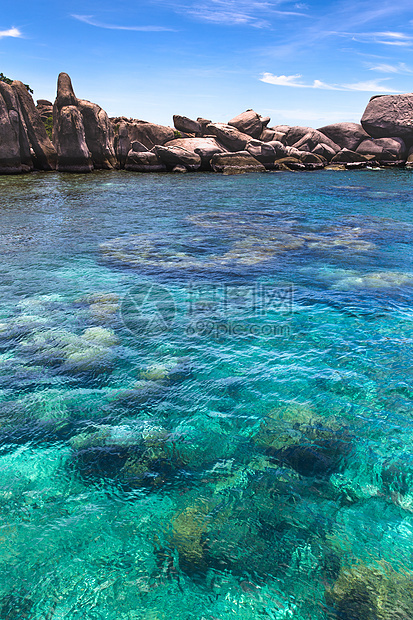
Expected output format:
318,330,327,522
1,72,413,175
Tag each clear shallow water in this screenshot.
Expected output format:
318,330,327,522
0,169,412,619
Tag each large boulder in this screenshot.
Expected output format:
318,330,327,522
125,150,166,172
53,73,93,173
318,122,369,151
154,145,201,171
246,140,277,168
228,110,265,139
0,86,27,174
36,99,53,123
356,137,406,161
163,137,225,169
259,128,286,143
54,106,93,172
114,122,131,168
331,149,369,163
78,99,117,169
12,80,57,170
361,94,413,140
210,151,266,174
126,121,174,150
173,115,201,135
312,143,337,161
206,123,251,151
288,128,340,153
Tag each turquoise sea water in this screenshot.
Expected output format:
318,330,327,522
0,169,412,619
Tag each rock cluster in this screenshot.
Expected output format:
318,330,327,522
2,73,413,174
0,80,56,173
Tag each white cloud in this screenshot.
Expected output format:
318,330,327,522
368,62,412,74
260,73,399,92
71,14,175,32
153,0,310,28
0,27,22,39
260,73,306,86
342,79,398,92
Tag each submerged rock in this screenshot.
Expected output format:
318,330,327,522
326,562,413,620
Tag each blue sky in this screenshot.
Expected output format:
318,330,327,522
1,0,413,127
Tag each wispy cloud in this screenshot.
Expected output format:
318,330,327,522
260,72,398,92
0,27,22,39
338,30,413,47
72,14,175,32
153,0,310,28
367,62,412,74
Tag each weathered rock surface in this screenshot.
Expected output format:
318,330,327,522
78,99,116,169
312,143,337,161
361,94,413,140
154,145,202,171
228,110,265,139
246,140,277,168
53,73,93,173
0,80,57,173
288,127,340,153
206,123,251,151
12,81,57,170
318,122,369,151
356,137,406,161
125,150,166,172
36,99,53,122
173,115,201,135
163,137,225,169
0,83,27,174
210,151,266,174
127,121,174,150
331,148,369,164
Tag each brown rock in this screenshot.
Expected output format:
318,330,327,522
206,123,251,151
173,115,201,134
78,99,116,169
361,94,413,140
163,137,225,169
273,157,305,171
0,81,32,173
127,121,175,150
125,150,166,172
36,99,53,123
331,149,369,163
228,110,263,139
196,118,212,136
312,143,337,161
317,122,369,151
356,137,406,161
210,151,266,174
289,128,340,153
54,106,93,172
246,140,277,168
154,145,201,171
12,80,57,170
55,72,77,108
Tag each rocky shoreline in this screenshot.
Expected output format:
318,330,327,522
1,72,413,175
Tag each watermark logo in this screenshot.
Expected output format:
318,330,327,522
121,281,293,338
121,283,176,336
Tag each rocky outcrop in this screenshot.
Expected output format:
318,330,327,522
53,73,116,172
53,74,93,172
210,151,266,174
36,99,53,123
154,145,202,171
228,110,268,139
78,99,117,169
114,120,175,166
0,80,57,174
246,140,278,168
361,94,413,140
12,81,57,170
286,127,340,153
0,82,28,174
318,122,369,151
331,148,369,164
173,115,201,135
125,150,166,172
206,123,251,151
163,137,225,169
356,137,406,161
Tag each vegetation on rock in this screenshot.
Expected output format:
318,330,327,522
0,72,33,94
